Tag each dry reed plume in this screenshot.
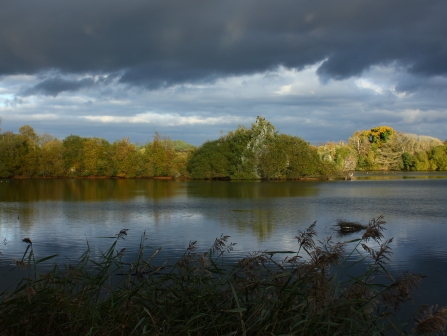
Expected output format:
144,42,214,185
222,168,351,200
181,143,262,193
414,305,447,335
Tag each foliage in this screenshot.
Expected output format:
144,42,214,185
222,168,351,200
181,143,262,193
342,126,446,171
187,139,229,179
224,125,257,179
257,134,288,179
82,137,114,176
39,139,65,176
335,146,357,171
172,140,196,152
0,125,194,179
111,138,142,178
429,146,447,171
144,133,181,177
402,152,417,171
374,133,407,170
415,151,430,171
369,126,395,145
2,120,446,178
1,218,446,335
281,135,324,178
0,131,27,178
317,141,356,172
62,135,86,176
188,117,335,180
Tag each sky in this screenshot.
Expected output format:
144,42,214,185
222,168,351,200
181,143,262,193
1,0,446,146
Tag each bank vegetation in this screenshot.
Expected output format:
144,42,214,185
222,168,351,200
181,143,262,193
1,216,446,335
1,117,446,180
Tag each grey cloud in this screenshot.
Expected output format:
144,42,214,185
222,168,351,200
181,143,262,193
395,75,447,95
119,65,219,89
4,96,23,107
18,73,122,97
20,77,95,97
1,0,446,89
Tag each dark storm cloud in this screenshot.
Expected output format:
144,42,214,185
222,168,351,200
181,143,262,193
395,75,447,94
18,73,121,97
1,0,446,89
20,77,95,97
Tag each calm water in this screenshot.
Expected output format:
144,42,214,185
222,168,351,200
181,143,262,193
1,172,447,324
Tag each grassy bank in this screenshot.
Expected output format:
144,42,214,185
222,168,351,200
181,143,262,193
1,217,446,335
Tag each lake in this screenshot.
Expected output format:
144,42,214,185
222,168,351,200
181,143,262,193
1,172,447,326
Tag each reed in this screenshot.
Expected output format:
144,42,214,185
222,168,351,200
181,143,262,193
0,216,446,335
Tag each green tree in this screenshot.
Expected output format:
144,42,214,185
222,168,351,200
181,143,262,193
16,125,40,176
225,126,257,179
0,132,26,178
257,137,287,179
63,135,86,176
248,117,278,178
111,138,144,178
172,140,195,152
369,126,395,144
335,146,357,171
348,126,399,171
348,130,374,170
82,137,113,176
282,135,325,178
401,152,416,171
18,146,40,176
186,139,230,179
39,139,65,176
19,125,39,147
187,118,334,180
429,146,447,171
415,151,430,171
144,133,177,177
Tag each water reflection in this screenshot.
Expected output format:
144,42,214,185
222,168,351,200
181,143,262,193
186,180,319,199
354,171,447,180
0,179,182,202
185,181,321,239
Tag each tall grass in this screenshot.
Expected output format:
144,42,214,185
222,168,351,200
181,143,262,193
1,216,446,335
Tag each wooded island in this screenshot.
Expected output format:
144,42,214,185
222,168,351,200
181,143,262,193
1,117,446,179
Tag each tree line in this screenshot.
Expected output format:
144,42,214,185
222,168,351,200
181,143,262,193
1,117,446,179
0,123,191,179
